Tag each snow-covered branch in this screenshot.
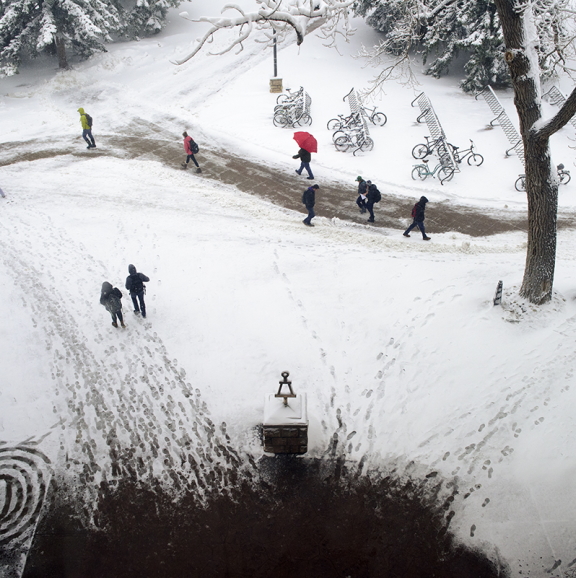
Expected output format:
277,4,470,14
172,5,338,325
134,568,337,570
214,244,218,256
172,0,355,66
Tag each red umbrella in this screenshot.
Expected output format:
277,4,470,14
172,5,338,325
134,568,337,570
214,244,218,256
293,132,318,153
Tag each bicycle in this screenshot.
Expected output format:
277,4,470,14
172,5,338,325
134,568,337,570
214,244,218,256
276,86,303,105
411,159,454,185
273,108,311,128
515,164,571,191
360,104,387,126
412,136,457,160
452,140,484,166
327,112,362,132
334,131,374,155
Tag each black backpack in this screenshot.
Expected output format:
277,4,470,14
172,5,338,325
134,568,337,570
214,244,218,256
129,274,144,293
191,140,199,154
369,183,381,203
85,113,93,128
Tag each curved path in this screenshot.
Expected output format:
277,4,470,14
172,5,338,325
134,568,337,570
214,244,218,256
2,128,574,236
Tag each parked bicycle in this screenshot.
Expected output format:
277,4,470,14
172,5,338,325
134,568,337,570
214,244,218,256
327,112,362,132
412,159,454,185
360,104,387,126
276,86,304,105
452,140,484,166
334,131,374,155
412,136,457,160
515,164,571,191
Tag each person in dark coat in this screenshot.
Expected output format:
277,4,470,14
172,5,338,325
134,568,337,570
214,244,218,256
355,176,367,213
100,282,125,328
181,131,201,173
403,196,431,240
125,264,150,317
365,181,379,223
302,184,319,226
293,148,314,180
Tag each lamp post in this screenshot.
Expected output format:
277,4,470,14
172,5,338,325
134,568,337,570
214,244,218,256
269,28,283,93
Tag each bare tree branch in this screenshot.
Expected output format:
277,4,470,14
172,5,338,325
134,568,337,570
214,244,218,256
172,0,355,66
537,86,576,140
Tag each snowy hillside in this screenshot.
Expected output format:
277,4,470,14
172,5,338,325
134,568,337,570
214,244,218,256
1,1,576,576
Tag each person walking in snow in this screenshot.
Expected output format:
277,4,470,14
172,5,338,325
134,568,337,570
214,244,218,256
78,108,96,149
293,148,314,180
365,181,381,223
355,176,367,213
125,264,150,318
181,131,201,173
302,184,319,226
100,282,125,328
403,196,431,240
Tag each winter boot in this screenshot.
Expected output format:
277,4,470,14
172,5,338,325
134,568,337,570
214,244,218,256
403,232,410,237
423,236,431,241
181,163,188,170
112,321,118,328
121,322,126,328
196,168,202,173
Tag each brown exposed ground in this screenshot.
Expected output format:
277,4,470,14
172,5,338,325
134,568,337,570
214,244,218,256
3,129,574,236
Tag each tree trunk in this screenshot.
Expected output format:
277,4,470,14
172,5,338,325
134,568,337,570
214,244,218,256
494,0,557,304
54,34,69,70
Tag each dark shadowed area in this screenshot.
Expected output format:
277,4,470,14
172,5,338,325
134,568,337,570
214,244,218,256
24,457,507,578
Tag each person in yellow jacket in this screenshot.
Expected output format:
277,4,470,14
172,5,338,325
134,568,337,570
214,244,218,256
78,107,96,149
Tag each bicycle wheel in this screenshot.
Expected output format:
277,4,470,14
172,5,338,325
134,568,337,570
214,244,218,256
371,112,387,126
438,166,454,184
412,144,430,159
360,137,374,152
273,113,289,128
560,170,571,185
335,136,351,152
276,94,289,105
467,153,484,166
515,176,526,192
411,166,428,180
296,113,312,127
327,119,342,131
332,130,347,143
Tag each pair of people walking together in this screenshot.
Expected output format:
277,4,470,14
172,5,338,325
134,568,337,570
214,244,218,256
100,264,150,328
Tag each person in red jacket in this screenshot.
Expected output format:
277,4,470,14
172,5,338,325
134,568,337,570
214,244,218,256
181,131,202,173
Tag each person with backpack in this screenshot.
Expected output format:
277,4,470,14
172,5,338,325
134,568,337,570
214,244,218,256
366,180,381,223
293,148,314,180
100,282,125,328
302,184,319,226
125,264,150,318
77,107,96,149
181,131,202,173
403,196,431,240
356,176,367,213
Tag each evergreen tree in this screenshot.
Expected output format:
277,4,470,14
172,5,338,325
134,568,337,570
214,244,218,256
354,0,571,92
0,0,121,75
122,0,182,39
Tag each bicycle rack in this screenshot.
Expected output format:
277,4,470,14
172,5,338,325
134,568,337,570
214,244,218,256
328,88,374,155
273,87,312,128
411,92,459,173
476,86,524,165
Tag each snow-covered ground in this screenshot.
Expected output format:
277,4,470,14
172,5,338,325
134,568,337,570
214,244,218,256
2,1,576,575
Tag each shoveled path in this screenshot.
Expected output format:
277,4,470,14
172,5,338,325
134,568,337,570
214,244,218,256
2,127,574,236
